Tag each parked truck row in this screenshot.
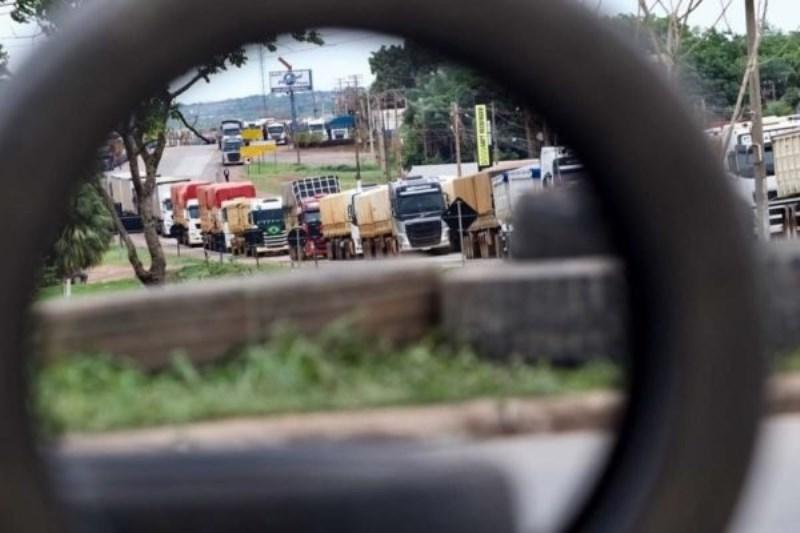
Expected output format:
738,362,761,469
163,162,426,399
103,145,580,262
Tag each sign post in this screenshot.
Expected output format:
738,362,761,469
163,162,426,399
475,104,492,170
271,60,313,166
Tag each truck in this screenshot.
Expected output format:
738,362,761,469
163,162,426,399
448,159,538,259
241,122,264,145
282,176,341,260
106,173,190,235
320,190,359,260
766,130,800,236
249,197,289,255
154,176,190,236
354,186,397,258
221,136,244,166
491,163,542,253
170,181,210,246
219,198,264,255
218,119,243,149
390,176,451,253
265,122,289,145
198,181,257,251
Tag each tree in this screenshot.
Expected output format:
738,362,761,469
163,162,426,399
41,175,113,294
5,0,321,285
369,43,539,168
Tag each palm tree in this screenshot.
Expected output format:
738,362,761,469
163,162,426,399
44,175,113,296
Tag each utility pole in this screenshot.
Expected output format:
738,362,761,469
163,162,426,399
380,93,391,181
491,101,500,165
452,102,463,177
366,91,375,159
393,90,402,177
746,0,768,240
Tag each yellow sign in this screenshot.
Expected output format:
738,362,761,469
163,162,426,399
241,141,277,159
475,104,491,168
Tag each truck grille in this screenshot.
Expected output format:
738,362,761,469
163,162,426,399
406,220,442,248
228,153,241,163
264,232,288,248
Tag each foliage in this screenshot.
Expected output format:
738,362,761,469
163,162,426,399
368,43,443,92
34,323,621,435
612,16,800,118
40,176,112,284
369,43,538,168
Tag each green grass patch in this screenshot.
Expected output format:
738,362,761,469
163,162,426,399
777,350,800,373
38,278,143,300
35,324,621,435
39,257,282,301
246,162,388,194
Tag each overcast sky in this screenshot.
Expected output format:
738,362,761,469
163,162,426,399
2,0,799,104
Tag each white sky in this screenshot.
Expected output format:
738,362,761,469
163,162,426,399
2,1,799,104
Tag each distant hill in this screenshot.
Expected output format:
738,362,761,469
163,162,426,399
176,92,339,130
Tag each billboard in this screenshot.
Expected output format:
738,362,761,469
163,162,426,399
475,104,492,169
269,69,313,93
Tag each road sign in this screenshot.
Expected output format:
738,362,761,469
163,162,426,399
241,142,277,159
442,198,478,235
270,69,313,93
475,104,492,169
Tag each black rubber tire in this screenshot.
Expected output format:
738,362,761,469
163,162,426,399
0,1,763,533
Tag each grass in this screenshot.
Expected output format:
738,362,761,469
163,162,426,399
38,254,282,301
34,323,622,435
246,162,388,194
777,350,800,373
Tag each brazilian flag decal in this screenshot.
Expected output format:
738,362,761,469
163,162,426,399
267,225,281,235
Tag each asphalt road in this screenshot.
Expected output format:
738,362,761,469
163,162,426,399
430,414,800,533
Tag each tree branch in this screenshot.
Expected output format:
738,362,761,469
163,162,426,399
169,67,212,100
173,107,214,144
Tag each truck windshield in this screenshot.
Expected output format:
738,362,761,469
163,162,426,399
728,144,776,178
305,210,321,224
268,126,284,135
163,199,173,211
253,209,284,224
396,191,444,219
188,205,200,219
224,140,242,151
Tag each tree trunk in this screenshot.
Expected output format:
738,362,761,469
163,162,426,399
93,179,154,284
137,187,167,284
523,109,537,158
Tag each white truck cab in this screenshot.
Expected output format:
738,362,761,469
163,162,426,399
185,199,204,246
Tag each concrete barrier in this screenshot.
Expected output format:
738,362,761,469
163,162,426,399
31,240,800,369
